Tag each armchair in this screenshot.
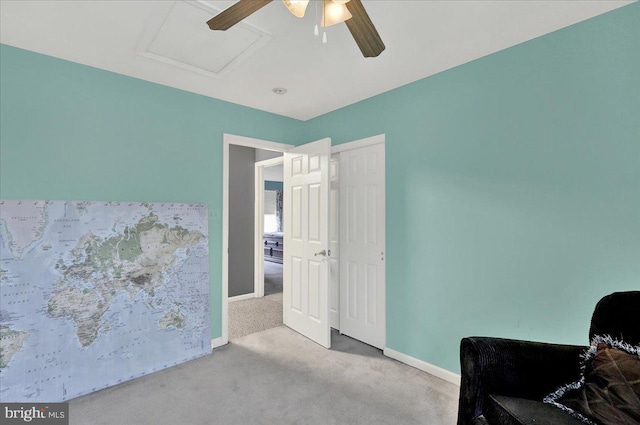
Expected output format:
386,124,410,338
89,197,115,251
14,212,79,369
457,291,640,425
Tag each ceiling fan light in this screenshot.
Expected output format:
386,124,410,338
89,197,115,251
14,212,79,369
282,0,310,18
321,0,353,27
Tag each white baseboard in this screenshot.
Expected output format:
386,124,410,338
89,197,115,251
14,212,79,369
211,337,225,350
228,293,255,303
383,347,461,386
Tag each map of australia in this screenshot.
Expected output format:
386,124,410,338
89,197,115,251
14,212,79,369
0,200,210,402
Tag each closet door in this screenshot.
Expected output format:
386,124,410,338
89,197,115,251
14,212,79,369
339,142,385,349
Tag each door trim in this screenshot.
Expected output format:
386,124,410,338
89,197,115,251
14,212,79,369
222,133,293,345
254,156,284,299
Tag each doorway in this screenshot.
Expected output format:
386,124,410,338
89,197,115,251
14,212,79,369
228,154,285,340
221,133,386,350
253,156,284,299
222,134,292,345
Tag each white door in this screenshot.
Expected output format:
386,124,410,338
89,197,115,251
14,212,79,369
283,138,331,348
329,154,340,329
339,142,386,349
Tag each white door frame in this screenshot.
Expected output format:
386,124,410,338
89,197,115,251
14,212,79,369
221,134,293,346
254,156,284,299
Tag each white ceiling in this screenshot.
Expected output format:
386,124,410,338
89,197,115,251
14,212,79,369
0,0,633,121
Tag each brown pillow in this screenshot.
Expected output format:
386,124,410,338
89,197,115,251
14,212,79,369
544,336,640,425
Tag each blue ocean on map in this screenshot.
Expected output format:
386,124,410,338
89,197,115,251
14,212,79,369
0,200,210,402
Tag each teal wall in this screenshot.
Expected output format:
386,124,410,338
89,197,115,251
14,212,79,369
304,4,640,372
1,3,638,375
0,44,304,340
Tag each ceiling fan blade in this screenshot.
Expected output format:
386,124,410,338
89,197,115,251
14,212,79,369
207,0,273,31
344,0,385,58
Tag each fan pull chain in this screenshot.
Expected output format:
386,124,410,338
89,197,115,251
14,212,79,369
315,0,326,45
314,0,319,36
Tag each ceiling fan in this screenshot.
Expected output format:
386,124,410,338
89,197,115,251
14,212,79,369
206,0,385,58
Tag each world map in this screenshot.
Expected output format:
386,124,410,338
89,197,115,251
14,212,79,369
0,200,210,402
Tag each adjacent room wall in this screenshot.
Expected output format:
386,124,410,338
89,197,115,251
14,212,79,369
303,4,640,373
228,144,256,298
255,149,283,162
263,164,284,182
227,147,284,297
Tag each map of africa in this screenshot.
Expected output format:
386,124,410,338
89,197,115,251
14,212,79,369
0,200,210,402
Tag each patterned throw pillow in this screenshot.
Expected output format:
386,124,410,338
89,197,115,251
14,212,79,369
544,335,640,425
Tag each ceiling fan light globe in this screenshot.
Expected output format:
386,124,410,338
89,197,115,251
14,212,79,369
321,0,353,27
282,0,310,18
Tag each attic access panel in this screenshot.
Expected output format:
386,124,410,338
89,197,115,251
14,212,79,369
138,1,272,78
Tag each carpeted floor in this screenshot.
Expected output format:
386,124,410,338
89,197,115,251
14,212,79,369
228,293,283,340
264,260,283,296
69,327,460,425
228,261,284,340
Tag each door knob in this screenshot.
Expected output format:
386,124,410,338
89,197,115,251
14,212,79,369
314,249,327,257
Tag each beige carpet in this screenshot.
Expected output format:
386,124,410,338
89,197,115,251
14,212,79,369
228,293,283,340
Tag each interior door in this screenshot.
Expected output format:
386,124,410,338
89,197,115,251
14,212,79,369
283,138,331,348
339,142,386,349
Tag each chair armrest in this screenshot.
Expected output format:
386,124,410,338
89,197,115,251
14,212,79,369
457,337,586,425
